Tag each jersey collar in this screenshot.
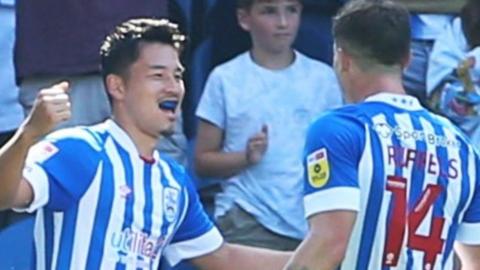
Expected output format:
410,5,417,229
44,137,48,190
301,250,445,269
104,119,160,162
364,92,423,111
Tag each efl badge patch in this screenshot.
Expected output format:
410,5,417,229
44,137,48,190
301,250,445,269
307,148,330,188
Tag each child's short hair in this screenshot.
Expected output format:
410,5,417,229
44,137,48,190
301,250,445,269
237,0,302,10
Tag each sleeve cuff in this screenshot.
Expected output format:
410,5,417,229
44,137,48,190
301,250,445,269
163,227,224,266
12,163,49,213
195,109,224,130
304,187,360,218
456,222,480,244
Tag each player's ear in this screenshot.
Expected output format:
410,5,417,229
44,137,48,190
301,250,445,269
401,51,411,71
237,8,251,32
337,47,351,73
105,74,126,101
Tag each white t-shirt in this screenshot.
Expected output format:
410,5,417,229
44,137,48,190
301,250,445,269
196,50,343,239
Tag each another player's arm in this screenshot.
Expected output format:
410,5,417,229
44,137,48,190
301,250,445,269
392,0,466,13
0,82,70,210
191,242,291,270
195,119,267,178
284,211,356,270
455,243,480,269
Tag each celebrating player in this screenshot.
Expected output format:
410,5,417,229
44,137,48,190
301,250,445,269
285,1,480,270
0,18,290,269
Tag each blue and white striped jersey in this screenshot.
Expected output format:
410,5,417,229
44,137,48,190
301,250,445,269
303,93,480,270
16,120,223,269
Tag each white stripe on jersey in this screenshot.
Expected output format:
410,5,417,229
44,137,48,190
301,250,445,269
127,149,146,270
51,212,64,269
438,123,462,242
396,113,419,268
341,123,373,270
159,159,181,189
150,162,164,268
159,160,183,243
100,137,127,269
34,209,46,270
70,162,103,269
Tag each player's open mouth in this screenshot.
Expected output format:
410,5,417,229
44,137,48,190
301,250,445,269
158,100,178,113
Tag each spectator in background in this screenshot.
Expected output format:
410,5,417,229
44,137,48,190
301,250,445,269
0,0,25,230
426,0,480,148
195,0,342,251
394,0,466,105
14,0,188,166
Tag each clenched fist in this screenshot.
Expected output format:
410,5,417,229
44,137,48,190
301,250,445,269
245,124,268,165
22,81,71,141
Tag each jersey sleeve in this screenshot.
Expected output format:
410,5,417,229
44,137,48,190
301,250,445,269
163,174,223,266
303,112,365,218
15,128,102,212
456,152,480,244
195,68,226,129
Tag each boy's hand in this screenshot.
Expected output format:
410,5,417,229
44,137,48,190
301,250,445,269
246,124,268,165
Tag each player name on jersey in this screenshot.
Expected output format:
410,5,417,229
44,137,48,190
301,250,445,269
387,146,459,179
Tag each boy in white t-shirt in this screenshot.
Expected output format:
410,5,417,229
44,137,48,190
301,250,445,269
195,0,342,251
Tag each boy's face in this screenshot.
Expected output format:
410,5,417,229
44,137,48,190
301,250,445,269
238,0,302,54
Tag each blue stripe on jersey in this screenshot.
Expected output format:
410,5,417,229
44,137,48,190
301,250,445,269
405,114,429,270
382,113,404,270
44,210,54,270
143,163,154,235
114,141,134,270
32,239,36,269
86,153,115,269
142,163,154,269
56,205,79,269
442,139,471,267
356,126,386,270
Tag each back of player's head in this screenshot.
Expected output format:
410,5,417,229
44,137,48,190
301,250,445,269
333,0,410,70
100,18,186,82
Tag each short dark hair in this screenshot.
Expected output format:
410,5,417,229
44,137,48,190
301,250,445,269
237,0,302,10
100,18,186,81
333,0,411,69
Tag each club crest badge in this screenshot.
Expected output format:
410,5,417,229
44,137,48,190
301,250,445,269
163,187,179,223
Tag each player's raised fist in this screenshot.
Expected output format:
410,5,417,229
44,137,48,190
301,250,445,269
22,81,72,141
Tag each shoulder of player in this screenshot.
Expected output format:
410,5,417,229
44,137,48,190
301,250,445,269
315,105,365,124
45,125,105,152
158,155,190,186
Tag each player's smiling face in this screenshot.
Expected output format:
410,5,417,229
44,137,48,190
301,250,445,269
120,42,185,139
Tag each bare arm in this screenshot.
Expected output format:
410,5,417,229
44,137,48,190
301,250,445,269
284,211,357,270
191,243,291,270
0,82,71,210
194,119,267,179
455,243,480,270
392,0,466,13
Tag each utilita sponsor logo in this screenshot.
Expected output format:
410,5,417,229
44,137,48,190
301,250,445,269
111,228,165,260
